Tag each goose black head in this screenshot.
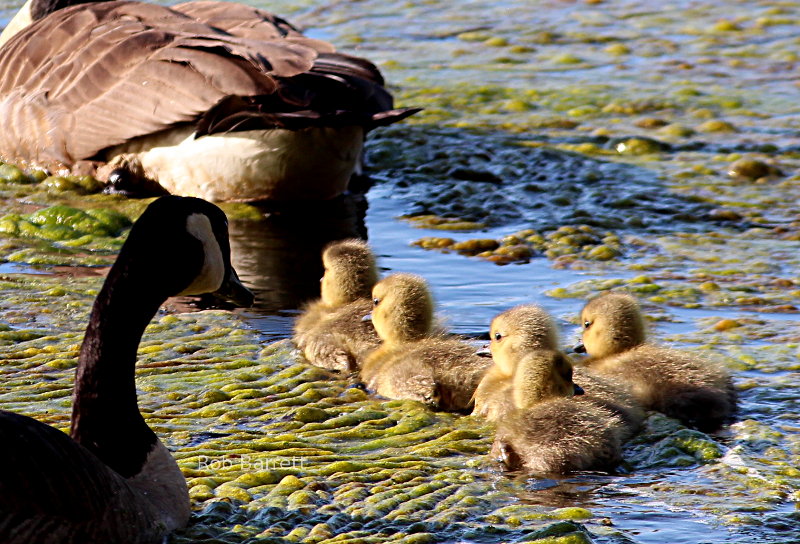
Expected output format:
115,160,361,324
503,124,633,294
119,196,254,307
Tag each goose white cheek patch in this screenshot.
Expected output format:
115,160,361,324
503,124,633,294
178,213,225,295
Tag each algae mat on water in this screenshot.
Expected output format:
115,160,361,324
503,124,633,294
0,251,797,544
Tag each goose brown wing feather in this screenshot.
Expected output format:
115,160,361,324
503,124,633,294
311,53,386,86
194,52,421,135
172,0,334,51
0,1,323,164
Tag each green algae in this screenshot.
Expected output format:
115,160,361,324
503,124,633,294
626,418,724,469
402,215,486,231
0,203,133,267
0,272,614,542
0,163,34,185
3,205,132,241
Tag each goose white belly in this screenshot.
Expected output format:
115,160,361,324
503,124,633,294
104,125,365,202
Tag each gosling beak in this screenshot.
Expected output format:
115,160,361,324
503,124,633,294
573,343,586,354
476,345,492,357
573,383,585,396
362,313,373,322
212,267,254,307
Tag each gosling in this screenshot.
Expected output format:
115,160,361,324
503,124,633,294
576,291,736,432
360,273,491,410
491,350,626,474
293,239,380,372
472,304,560,420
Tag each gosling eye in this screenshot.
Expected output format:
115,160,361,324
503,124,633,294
493,332,503,342
583,321,591,329
373,297,380,307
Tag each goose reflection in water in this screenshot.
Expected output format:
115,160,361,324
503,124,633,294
228,193,368,313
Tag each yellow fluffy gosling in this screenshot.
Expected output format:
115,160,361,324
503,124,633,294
577,291,736,432
293,239,380,372
491,350,626,474
360,273,491,410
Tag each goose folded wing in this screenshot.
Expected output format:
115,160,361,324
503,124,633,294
194,52,420,135
0,1,320,164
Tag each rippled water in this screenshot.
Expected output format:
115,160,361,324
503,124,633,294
0,0,798,543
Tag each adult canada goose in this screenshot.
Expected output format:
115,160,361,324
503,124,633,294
490,350,626,475
0,196,253,543
360,273,491,410
0,0,419,201
576,291,736,432
293,238,380,372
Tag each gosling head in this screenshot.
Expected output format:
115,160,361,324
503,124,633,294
512,350,582,409
320,239,378,307
123,195,253,306
489,305,560,376
578,292,645,358
370,273,434,344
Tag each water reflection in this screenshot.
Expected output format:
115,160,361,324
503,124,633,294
511,471,617,509
228,193,368,312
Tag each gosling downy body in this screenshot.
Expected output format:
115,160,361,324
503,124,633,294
571,367,644,438
0,0,419,201
491,350,626,475
293,239,380,372
0,196,253,543
577,291,736,432
361,274,491,410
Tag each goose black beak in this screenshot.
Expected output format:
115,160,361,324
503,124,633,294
476,346,492,357
213,267,254,307
361,313,373,323
573,343,586,354
573,383,585,396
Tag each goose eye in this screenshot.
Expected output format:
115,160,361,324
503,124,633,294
583,321,591,329
493,332,503,341
373,297,380,306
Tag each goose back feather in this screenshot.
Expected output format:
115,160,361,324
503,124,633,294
0,1,324,165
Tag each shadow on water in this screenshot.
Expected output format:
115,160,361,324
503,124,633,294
228,194,368,312
211,193,369,341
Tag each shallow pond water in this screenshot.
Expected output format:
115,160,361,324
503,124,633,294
0,0,798,543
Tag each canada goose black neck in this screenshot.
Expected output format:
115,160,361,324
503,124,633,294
70,196,228,477
70,266,173,477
